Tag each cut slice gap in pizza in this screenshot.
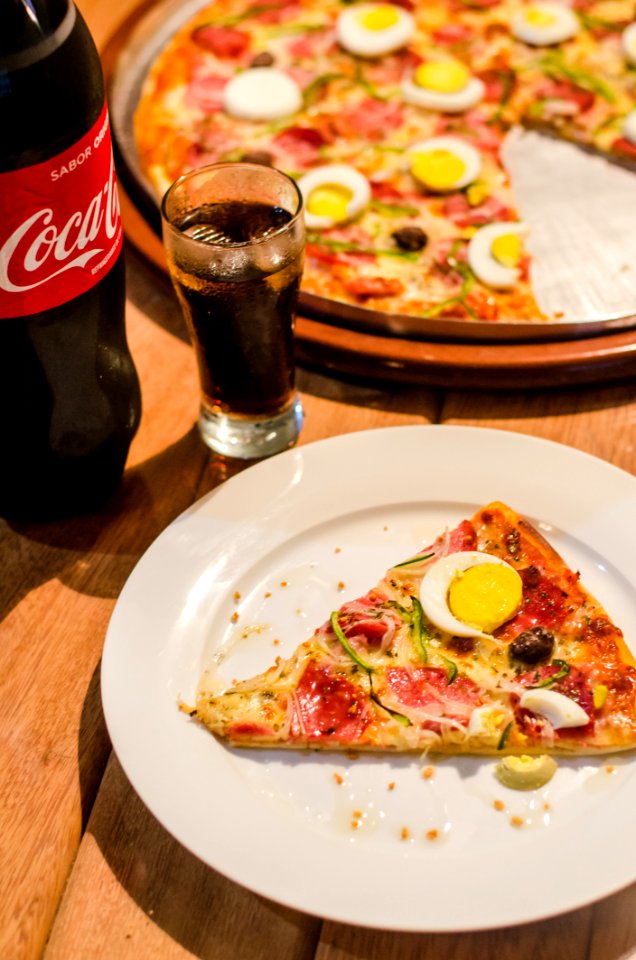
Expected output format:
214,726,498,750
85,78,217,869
185,501,636,755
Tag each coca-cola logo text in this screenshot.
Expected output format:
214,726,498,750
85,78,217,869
0,104,124,319
0,154,120,293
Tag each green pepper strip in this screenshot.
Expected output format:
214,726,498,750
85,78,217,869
209,2,282,27
441,656,458,685
331,613,411,724
383,600,413,622
302,72,343,108
421,261,478,320
391,551,435,569
369,677,412,726
410,596,428,664
490,69,516,123
540,52,616,103
578,11,625,33
370,199,420,217
497,721,513,751
267,22,327,35
531,659,571,689
330,611,375,672
306,234,420,262
353,64,390,101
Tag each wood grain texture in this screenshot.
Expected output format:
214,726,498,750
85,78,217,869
44,757,322,960
589,885,636,960
441,383,636,471
315,912,593,960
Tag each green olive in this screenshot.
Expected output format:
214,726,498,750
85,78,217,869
494,754,558,791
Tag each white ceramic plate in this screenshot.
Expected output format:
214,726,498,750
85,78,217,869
102,425,636,932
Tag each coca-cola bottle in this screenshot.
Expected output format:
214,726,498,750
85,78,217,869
0,0,141,521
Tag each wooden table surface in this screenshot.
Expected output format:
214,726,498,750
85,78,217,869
4,1,636,956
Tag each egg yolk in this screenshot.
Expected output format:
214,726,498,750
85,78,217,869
414,60,470,94
524,6,557,27
358,4,400,30
411,149,466,191
491,233,522,268
448,563,522,633
467,181,490,206
306,184,352,221
477,708,509,736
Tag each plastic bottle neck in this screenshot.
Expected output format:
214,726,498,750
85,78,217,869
0,0,74,65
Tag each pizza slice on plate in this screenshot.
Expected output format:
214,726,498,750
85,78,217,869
186,502,636,755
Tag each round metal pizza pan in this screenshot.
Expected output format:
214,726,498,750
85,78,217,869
107,0,636,345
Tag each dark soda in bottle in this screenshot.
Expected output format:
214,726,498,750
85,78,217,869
0,0,141,521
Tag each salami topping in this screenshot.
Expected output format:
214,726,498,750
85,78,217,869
292,661,372,742
191,25,250,58
333,98,405,141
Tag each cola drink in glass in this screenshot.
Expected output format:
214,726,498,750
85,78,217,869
0,0,141,521
162,163,304,459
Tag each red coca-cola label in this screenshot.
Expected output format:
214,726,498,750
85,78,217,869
0,103,123,319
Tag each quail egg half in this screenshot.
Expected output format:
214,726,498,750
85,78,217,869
402,59,485,113
467,221,528,290
511,2,580,46
296,164,372,229
623,109,636,143
419,550,523,639
408,136,482,192
223,67,302,120
622,22,636,65
336,3,415,57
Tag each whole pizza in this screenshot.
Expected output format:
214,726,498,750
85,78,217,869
135,0,636,324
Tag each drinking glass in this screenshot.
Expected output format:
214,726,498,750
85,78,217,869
161,162,305,458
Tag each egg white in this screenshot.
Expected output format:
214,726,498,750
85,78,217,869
408,136,482,192
336,3,415,57
622,22,636,65
402,71,485,113
222,68,302,120
519,689,590,729
467,221,528,290
296,164,371,229
419,551,522,640
511,2,580,46
623,109,636,144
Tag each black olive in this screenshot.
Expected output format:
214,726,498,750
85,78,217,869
391,226,428,252
509,626,555,665
240,150,274,166
250,51,275,67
